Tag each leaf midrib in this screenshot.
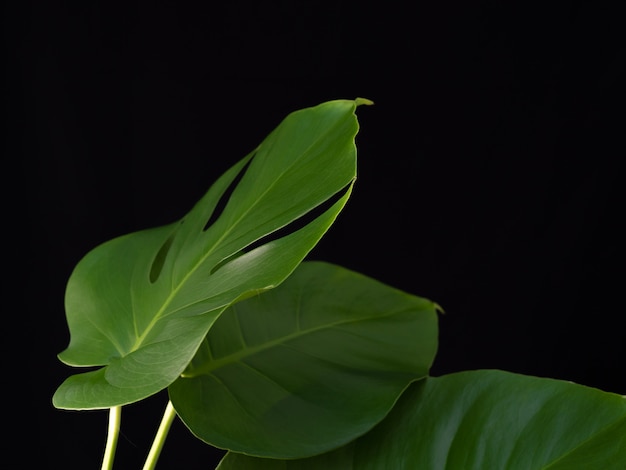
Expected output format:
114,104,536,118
181,306,419,378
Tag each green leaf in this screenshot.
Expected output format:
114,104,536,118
53,99,370,410
217,370,626,469
169,261,439,459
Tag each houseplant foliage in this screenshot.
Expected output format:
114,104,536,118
53,99,626,469
218,370,626,469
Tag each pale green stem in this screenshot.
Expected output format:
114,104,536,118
142,400,178,470
101,406,121,470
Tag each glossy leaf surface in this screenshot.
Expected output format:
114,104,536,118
217,370,626,469
169,261,439,458
53,99,370,410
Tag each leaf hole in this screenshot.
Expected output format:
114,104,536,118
149,233,175,283
210,182,352,275
203,155,255,232
210,250,246,275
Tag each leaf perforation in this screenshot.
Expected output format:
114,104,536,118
238,182,353,259
203,153,256,232
149,232,176,283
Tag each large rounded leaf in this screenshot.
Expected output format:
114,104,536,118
169,261,439,459
53,99,372,410
217,370,626,469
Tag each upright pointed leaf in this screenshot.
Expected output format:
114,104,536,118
53,99,371,410
169,261,439,459
217,370,626,469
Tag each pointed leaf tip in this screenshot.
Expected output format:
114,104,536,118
355,97,374,106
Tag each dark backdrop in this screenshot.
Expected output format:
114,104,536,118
6,2,625,468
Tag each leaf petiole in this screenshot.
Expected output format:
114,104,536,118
101,406,121,470
142,400,177,470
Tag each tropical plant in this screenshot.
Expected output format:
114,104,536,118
53,98,626,469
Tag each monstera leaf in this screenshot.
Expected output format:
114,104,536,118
217,370,626,469
169,261,439,458
53,98,372,410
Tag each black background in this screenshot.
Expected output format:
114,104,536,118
6,2,625,468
